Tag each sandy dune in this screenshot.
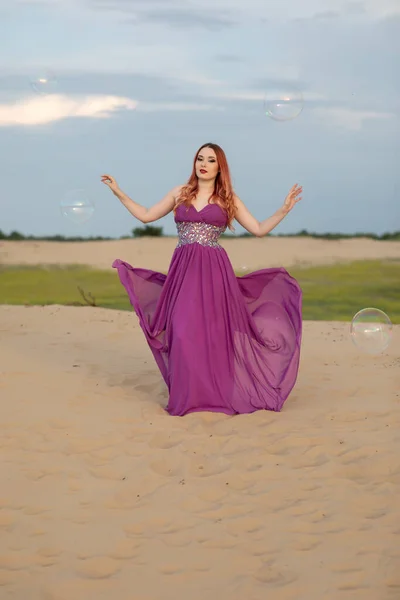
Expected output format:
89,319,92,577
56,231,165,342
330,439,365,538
1,237,399,598
1,236,400,271
1,301,399,599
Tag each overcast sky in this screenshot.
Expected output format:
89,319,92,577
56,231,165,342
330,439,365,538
0,0,399,238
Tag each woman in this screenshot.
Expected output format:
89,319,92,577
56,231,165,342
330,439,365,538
101,142,302,416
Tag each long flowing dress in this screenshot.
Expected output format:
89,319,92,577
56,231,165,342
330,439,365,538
112,203,302,416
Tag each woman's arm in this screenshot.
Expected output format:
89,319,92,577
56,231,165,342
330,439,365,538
100,169,184,223
113,184,183,223
234,184,302,237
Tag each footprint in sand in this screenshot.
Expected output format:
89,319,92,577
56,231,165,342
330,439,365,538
105,477,165,509
0,553,35,570
104,491,143,511
149,457,184,477
291,534,322,551
224,517,265,537
88,466,128,480
70,512,93,525
123,518,168,538
68,479,82,492
36,547,63,558
306,510,331,524
199,538,236,550
67,437,121,455
187,457,231,477
200,505,250,522
148,432,185,449
0,571,14,586
122,441,147,458
240,541,277,558
158,564,184,575
253,563,298,586
160,533,193,548
89,446,122,461
29,529,47,537
385,575,400,589
179,496,215,515
124,517,195,538
222,476,254,492
23,506,51,516
47,419,72,430
335,579,370,591
221,437,257,456
75,557,121,579
44,577,115,600
35,555,60,567
287,504,323,519
329,562,363,574
198,487,230,503
290,451,330,468
22,468,62,481
0,512,16,531
108,540,142,560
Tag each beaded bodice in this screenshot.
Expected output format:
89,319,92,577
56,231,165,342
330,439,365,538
176,221,225,249
175,203,227,249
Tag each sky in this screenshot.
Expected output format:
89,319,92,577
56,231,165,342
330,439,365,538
0,0,399,238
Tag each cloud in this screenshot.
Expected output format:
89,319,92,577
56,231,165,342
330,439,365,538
312,10,340,19
344,1,367,15
136,102,224,113
214,53,245,64
0,93,137,126
133,8,236,30
6,0,400,21
313,107,396,130
88,0,235,29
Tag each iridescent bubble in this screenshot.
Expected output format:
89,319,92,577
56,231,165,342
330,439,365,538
29,70,57,95
350,308,393,355
264,86,304,121
60,189,95,225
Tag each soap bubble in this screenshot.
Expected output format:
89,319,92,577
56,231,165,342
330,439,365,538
29,70,57,95
264,86,304,121
60,189,95,225
350,308,393,355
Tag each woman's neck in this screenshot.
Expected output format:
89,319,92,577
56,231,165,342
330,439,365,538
197,180,215,196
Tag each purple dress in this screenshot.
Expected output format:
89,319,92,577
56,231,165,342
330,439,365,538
112,203,302,416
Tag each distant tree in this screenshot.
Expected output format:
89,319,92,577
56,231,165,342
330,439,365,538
132,225,163,238
8,230,24,240
1,226,399,242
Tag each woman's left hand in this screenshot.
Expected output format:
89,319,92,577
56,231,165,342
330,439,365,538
283,184,302,213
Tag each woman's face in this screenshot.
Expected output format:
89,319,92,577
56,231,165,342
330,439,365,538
195,147,219,181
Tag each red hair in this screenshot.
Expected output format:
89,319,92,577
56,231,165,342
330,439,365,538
174,142,236,231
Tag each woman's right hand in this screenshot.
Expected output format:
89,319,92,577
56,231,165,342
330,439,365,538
101,174,120,194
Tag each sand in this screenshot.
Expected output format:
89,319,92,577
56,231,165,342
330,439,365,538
0,237,399,599
1,236,400,271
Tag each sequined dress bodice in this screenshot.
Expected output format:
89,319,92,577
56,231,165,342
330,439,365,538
175,204,227,249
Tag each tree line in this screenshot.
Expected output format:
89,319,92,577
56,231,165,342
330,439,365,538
0,227,399,241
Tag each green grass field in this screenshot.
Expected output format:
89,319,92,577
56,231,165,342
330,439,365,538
0,260,399,323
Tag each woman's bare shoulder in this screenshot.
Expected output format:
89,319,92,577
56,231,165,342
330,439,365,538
172,184,185,203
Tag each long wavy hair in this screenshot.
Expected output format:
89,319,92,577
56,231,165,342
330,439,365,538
174,142,236,230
